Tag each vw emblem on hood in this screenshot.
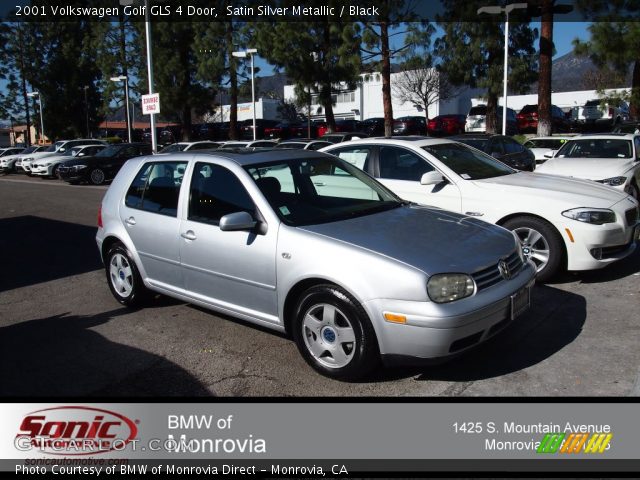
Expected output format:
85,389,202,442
498,259,512,280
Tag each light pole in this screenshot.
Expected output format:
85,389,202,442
110,75,132,143
83,85,90,138
26,91,44,144
120,0,156,151
477,3,528,135
232,48,258,141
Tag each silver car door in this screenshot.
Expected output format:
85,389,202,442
178,161,279,323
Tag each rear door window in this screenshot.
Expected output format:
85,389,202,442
125,161,187,216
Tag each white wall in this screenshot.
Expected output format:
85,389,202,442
212,98,283,122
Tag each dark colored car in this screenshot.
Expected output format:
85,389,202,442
393,116,427,136
58,142,152,185
516,104,570,133
361,117,386,136
427,115,466,136
450,134,536,171
239,119,281,140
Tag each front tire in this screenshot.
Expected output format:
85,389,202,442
89,168,106,185
105,243,148,307
503,216,564,282
628,181,639,201
292,285,379,380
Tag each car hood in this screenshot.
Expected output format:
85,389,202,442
33,154,70,165
24,151,59,160
60,156,101,167
472,171,629,208
299,204,516,276
536,157,635,181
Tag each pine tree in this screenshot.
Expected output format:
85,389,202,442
435,0,537,134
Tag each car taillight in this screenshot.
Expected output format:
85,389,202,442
97,205,103,228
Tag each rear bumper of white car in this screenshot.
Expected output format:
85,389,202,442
364,262,536,360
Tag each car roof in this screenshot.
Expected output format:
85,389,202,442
572,133,637,139
162,148,329,166
326,137,459,148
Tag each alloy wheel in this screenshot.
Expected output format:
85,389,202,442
109,253,134,298
301,303,356,369
513,226,550,274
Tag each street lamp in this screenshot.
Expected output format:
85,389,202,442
26,91,44,145
120,0,156,151
83,86,90,138
232,48,258,141
477,3,528,135
110,75,132,143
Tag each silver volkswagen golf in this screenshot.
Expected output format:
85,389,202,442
96,150,536,380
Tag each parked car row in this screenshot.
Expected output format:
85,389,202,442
95,134,639,380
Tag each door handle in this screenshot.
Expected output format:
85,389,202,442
125,216,136,226
181,230,197,241
313,182,326,186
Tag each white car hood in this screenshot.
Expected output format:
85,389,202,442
33,154,69,165
23,151,59,160
473,171,629,208
536,157,635,181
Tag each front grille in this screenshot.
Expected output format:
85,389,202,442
472,250,523,291
625,207,639,227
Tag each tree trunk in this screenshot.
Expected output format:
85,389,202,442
381,21,393,137
537,0,554,137
18,28,31,147
630,59,640,121
486,93,498,134
227,23,238,140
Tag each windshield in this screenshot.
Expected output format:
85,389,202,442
245,156,402,227
63,148,78,156
96,145,121,157
523,139,567,149
160,143,187,153
54,141,66,151
422,143,515,180
43,145,57,152
556,139,632,159
20,146,38,154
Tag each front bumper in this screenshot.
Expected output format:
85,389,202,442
561,216,639,271
363,261,536,360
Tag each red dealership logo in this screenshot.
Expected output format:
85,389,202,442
15,406,138,455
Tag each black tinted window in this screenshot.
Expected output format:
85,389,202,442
125,161,186,216
188,163,255,225
503,138,524,154
379,146,434,181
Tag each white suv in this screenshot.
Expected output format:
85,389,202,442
576,99,630,128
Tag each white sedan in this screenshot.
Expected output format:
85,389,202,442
321,137,639,281
536,134,640,200
522,136,573,164
31,144,106,178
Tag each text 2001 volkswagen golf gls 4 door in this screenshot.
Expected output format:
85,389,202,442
97,150,535,379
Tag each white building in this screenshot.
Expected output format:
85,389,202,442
283,69,481,121
477,87,631,114
208,98,283,123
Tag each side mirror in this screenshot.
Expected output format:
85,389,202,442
544,150,557,159
219,211,257,232
77,152,85,157
420,171,445,185
58,147,66,152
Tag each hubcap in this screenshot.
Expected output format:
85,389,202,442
301,303,356,369
109,253,133,298
513,227,550,273
91,169,105,184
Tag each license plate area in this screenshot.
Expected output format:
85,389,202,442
510,286,531,320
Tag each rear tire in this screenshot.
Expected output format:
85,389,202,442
292,285,380,380
629,181,639,201
105,243,148,307
503,216,564,282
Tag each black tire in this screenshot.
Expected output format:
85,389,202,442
89,168,106,185
51,164,60,179
628,181,639,201
503,216,564,282
292,284,380,380
105,243,148,307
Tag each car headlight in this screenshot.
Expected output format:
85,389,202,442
24,157,33,162
561,208,616,225
598,176,627,186
427,274,475,303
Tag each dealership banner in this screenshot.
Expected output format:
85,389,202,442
1,402,639,474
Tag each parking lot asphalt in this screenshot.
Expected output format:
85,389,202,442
1,173,639,397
